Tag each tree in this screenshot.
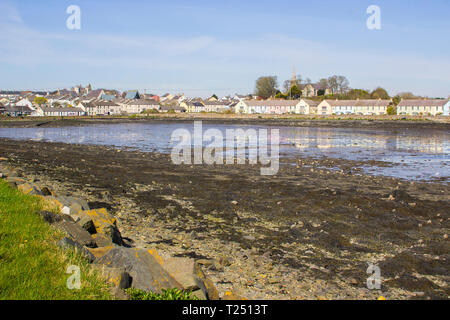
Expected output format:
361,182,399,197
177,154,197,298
386,105,397,115
337,76,350,93
328,75,350,94
371,87,390,99
211,94,218,100
255,76,278,99
287,85,302,99
33,97,48,105
345,89,371,100
392,96,402,106
398,92,417,99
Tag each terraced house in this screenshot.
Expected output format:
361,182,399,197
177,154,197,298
235,100,302,114
123,99,160,114
397,99,450,116
317,99,391,115
82,100,121,116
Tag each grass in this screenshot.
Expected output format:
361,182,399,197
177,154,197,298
126,288,199,301
0,180,114,300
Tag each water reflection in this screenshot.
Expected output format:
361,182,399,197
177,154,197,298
0,123,448,182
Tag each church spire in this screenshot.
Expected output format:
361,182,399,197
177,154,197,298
290,66,297,88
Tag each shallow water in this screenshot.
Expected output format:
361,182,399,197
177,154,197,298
0,123,448,182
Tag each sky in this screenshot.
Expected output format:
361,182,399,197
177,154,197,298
0,0,449,98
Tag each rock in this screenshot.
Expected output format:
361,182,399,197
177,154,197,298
222,291,247,300
17,182,42,195
94,247,182,293
56,196,90,214
58,237,96,262
82,208,123,245
158,256,199,291
192,289,207,300
96,265,131,290
86,246,115,260
40,210,73,223
194,262,220,300
92,233,116,247
77,215,96,234
61,206,71,215
55,221,96,248
41,187,53,196
40,211,62,224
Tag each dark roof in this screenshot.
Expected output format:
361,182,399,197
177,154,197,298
397,99,449,107
127,99,159,105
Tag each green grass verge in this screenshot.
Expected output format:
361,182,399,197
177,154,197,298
0,180,114,300
126,288,199,300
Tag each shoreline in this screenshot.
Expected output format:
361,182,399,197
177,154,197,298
0,114,449,130
0,137,448,299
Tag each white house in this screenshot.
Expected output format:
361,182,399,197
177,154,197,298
397,99,450,116
37,107,85,117
123,99,160,114
317,99,391,115
234,100,302,114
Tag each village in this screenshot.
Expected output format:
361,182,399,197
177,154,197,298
1,80,449,118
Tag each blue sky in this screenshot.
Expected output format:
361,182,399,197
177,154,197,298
0,0,449,97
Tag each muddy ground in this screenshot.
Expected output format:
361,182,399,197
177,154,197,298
0,132,449,300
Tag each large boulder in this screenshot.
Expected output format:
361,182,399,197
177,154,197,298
94,247,183,293
55,221,96,248
194,262,220,300
58,237,96,263
77,215,96,234
96,265,131,290
157,256,199,291
56,196,90,215
81,208,123,246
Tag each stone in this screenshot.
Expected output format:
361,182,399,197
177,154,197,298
192,289,207,300
158,256,199,291
40,211,62,224
17,183,42,196
55,221,96,248
58,237,96,263
94,247,182,293
62,206,71,215
41,187,53,196
86,246,114,259
77,215,97,234
96,265,131,290
92,233,115,248
194,262,220,300
82,208,123,245
222,291,247,300
56,196,90,213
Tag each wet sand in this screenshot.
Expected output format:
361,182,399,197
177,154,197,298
0,130,449,299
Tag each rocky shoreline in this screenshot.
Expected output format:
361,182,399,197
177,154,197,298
0,138,449,300
0,160,225,300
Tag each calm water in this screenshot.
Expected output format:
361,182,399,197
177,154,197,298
0,123,448,182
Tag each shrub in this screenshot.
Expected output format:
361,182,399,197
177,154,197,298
125,288,199,300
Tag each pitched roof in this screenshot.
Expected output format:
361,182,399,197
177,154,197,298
244,99,301,106
303,99,320,107
325,99,391,107
397,99,449,107
40,107,84,113
127,99,159,105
